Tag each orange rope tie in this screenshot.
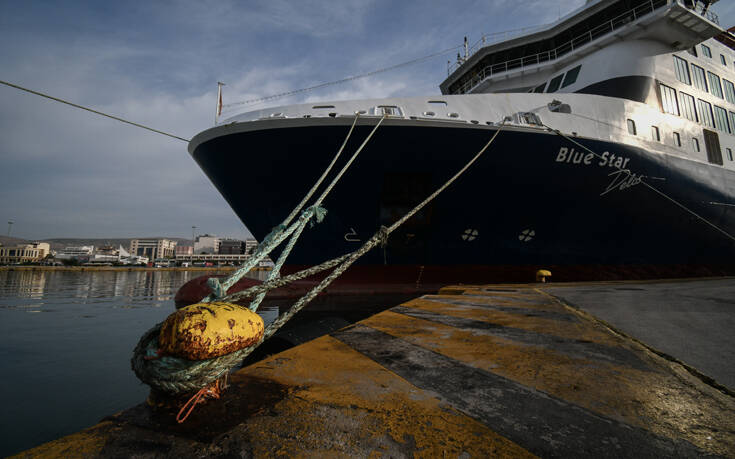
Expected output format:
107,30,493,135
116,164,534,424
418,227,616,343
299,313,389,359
176,378,225,423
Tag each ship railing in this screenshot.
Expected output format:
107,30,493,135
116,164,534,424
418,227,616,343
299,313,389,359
448,0,713,93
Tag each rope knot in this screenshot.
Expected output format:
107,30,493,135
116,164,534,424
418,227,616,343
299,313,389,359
259,224,286,250
306,205,328,228
378,225,389,248
206,277,227,299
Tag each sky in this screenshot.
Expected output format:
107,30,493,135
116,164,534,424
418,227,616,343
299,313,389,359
1,1,734,241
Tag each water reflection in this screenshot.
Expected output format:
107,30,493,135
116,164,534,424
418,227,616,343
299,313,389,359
0,269,266,457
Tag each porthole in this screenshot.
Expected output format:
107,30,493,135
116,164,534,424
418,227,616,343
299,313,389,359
423,111,435,116
448,112,459,118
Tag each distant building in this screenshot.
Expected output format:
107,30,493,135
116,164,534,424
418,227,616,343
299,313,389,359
56,245,94,261
0,242,50,264
219,239,245,254
175,245,193,256
130,239,177,260
245,239,258,255
194,234,220,254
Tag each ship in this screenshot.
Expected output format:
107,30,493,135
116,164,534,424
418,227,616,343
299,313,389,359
188,0,735,285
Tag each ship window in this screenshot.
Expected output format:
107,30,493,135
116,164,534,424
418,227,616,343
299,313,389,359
312,105,336,109
651,126,660,142
724,79,735,104
701,44,712,58
427,100,447,105
679,92,698,122
561,65,582,88
546,74,564,93
693,137,700,152
721,54,727,66
673,56,691,85
697,99,714,128
714,106,731,134
626,119,637,135
660,83,679,116
707,72,723,98
691,64,708,92
727,148,733,161
730,112,735,133
687,47,698,57
448,112,460,118
673,132,681,147
533,82,546,93
422,111,435,116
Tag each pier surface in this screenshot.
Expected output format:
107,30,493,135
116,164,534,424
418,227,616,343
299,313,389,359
15,280,735,458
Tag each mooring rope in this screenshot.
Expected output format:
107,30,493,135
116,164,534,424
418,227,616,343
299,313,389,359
132,120,506,395
0,79,190,142
203,114,387,307
544,123,735,244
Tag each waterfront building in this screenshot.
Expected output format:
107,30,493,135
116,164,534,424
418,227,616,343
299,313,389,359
194,234,220,254
54,245,93,261
175,245,193,256
219,238,246,254
0,242,50,264
245,239,258,255
129,239,176,260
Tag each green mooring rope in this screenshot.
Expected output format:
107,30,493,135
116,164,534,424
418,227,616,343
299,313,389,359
131,119,506,395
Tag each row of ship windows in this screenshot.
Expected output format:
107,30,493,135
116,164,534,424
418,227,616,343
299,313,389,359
625,118,734,163
659,82,735,136
673,55,735,103
697,43,732,69
527,65,582,94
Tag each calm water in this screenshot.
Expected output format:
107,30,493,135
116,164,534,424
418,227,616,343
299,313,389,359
0,269,272,457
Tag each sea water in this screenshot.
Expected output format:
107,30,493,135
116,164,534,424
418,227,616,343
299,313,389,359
0,269,272,457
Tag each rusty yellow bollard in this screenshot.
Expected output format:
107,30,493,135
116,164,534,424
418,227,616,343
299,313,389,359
536,269,552,283
158,301,264,360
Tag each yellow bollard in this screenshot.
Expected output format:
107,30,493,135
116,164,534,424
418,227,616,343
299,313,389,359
158,301,264,360
536,269,552,283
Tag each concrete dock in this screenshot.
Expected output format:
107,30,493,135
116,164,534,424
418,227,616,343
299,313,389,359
14,281,735,458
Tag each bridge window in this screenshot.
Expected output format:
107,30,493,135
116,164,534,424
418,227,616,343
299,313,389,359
714,106,731,134
533,82,546,93
697,99,714,128
546,74,564,93
561,65,582,88
707,71,723,98
679,92,698,122
627,119,637,135
701,44,712,58
660,83,679,116
673,56,691,85
691,64,708,92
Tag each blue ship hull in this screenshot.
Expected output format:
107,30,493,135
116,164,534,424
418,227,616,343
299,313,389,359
191,119,735,282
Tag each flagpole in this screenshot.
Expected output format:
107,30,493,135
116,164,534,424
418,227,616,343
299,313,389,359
215,82,225,125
